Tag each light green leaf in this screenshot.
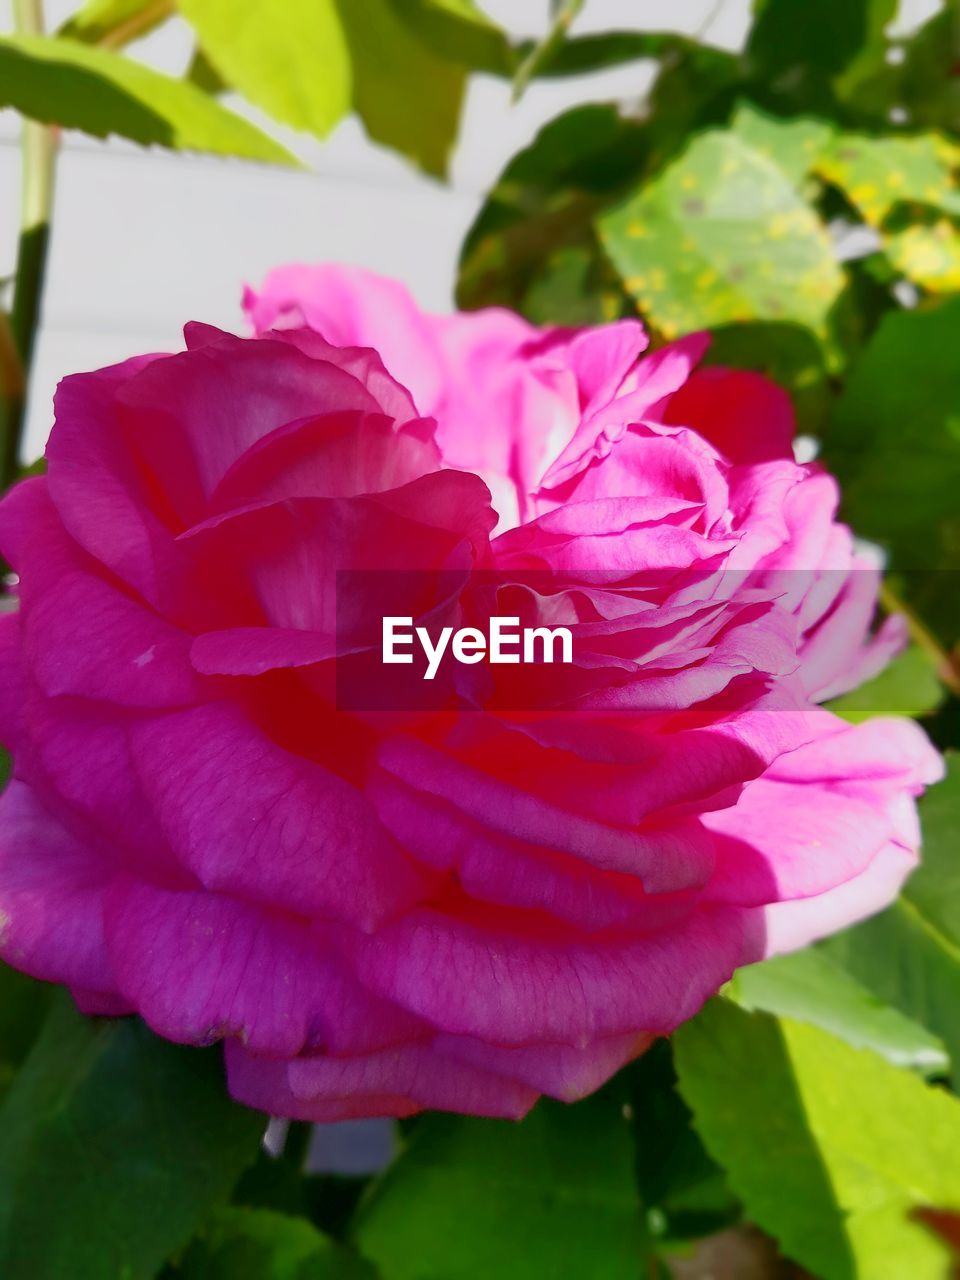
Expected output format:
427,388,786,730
675,999,960,1280
0,33,296,164
598,129,844,343
59,0,172,48
730,102,833,186
334,0,465,176
824,297,960,643
728,945,947,1073
177,1206,376,1279
177,0,351,139
353,1098,647,1280
0,994,263,1279
823,754,960,1085
826,644,947,723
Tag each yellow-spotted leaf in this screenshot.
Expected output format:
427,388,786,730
598,130,843,343
816,132,960,226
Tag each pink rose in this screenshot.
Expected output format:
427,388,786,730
0,268,941,1123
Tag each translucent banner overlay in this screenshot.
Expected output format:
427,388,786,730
331,568,950,713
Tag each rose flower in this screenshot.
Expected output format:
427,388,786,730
0,266,940,1121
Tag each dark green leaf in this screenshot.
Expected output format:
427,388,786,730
675,999,960,1279
457,103,649,316
353,1097,648,1279
177,0,351,138
0,34,297,163
0,995,264,1279
838,6,960,135
745,0,897,111
625,1041,740,1243
176,1206,376,1279
824,297,960,644
0,965,51,1075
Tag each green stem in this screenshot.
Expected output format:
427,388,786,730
1,0,59,491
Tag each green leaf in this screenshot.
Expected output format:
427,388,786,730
458,103,649,316
824,297,960,643
333,0,465,176
728,945,948,1074
599,128,844,342
837,7,960,135
823,754,960,1084
0,34,297,164
59,0,173,48
674,999,960,1280
385,0,512,75
176,1207,376,1279
177,0,351,139
745,0,897,111
730,101,833,186
817,132,960,226
826,644,947,723
0,965,51,1076
624,1042,740,1243
0,995,264,1279
353,1097,647,1279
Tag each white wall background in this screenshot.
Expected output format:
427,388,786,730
0,0,940,458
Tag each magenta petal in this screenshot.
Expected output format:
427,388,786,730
227,1038,539,1122
348,904,755,1045
45,357,177,603
130,703,433,928
762,840,917,955
0,781,118,993
434,1028,652,1102
0,611,25,749
105,881,425,1056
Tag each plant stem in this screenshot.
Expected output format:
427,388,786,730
97,0,174,51
0,0,59,490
